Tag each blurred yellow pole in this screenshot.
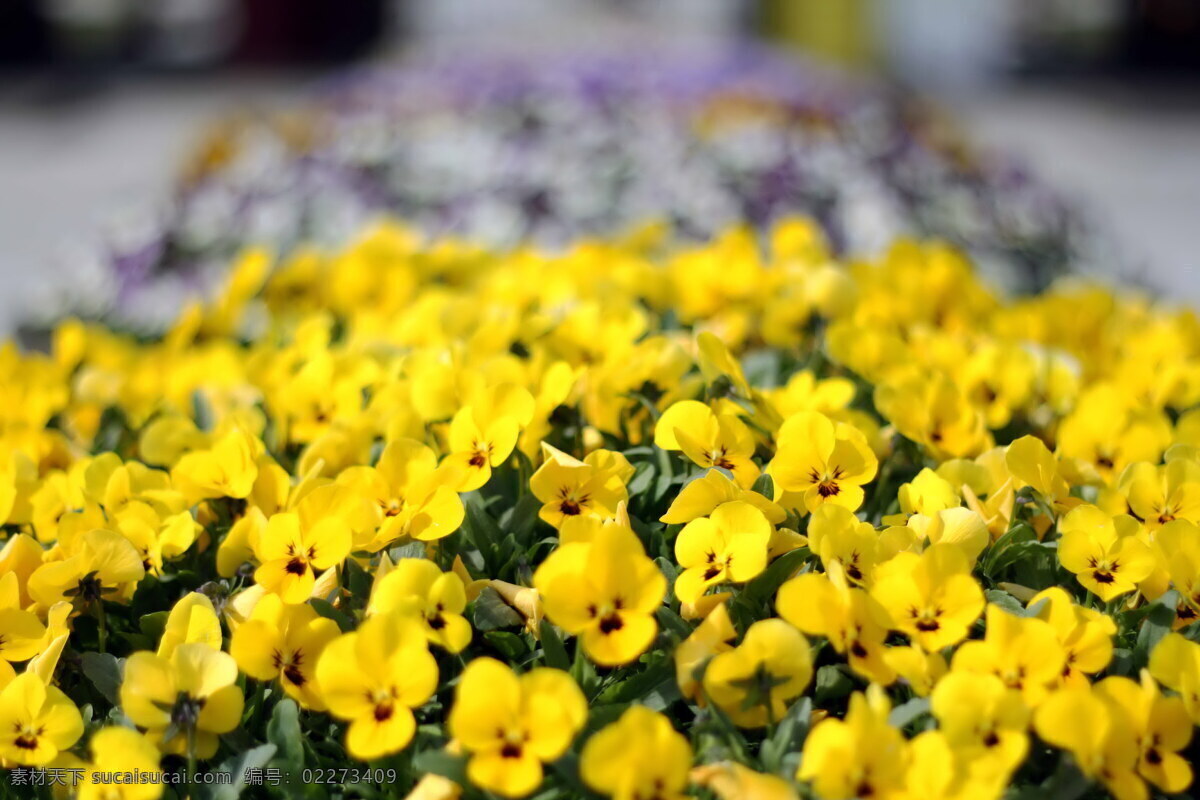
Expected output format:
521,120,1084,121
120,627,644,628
759,0,876,68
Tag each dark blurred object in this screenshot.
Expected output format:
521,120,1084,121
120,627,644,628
0,0,51,66
238,0,387,64
1013,0,1200,76
1012,0,1125,73
1122,0,1200,72
0,0,387,72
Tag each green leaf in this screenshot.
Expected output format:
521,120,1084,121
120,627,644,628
138,610,170,642
742,547,809,606
202,744,277,800
387,541,427,561
1135,591,1178,667
571,640,601,697
462,495,504,571
192,389,215,432
653,557,678,587
813,664,855,704
505,492,544,547
267,699,304,773
1010,754,1090,800
888,696,931,729
484,631,529,660
412,750,469,784
342,557,373,601
643,678,683,712
751,473,774,499
984,589,1025,617
655,605,692,640
982,522,1036,576
80,652,123,705
309,598,354,633
1108,647,1134,676
626,462,657,498
594,657,673,705
473,586,525,631
539,620,570,670
760,696,811,774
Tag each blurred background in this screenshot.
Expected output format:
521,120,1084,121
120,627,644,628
1,0,1198,333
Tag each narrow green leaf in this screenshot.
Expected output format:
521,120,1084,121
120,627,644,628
539,620,570,670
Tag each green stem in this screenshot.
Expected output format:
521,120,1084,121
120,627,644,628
186,723,197,799
94,601,107,654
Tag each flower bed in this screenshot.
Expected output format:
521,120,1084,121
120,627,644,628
2,215,1197,799
74,49,1090,330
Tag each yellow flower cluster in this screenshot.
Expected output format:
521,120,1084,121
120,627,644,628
1,216,1199,800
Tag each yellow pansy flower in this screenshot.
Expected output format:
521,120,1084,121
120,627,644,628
691,761,799,800
0,671,83,765
580,706,692,800
1095,672,1193,795
805,503,879,586
871,544,984,651
703,618,812,728
338,438,464,549
28,528,145,610
448,658,586,798
798,684,907,800
76,725,164,800
903,507,990,564
673,501,771,605
1119,459,1200,530
674,601,736,702
767,369,855,419
0,532,44,609
170,426,261,504
659,468,785,526
368,558,472,654
1148,633,1200,724
1154,519,1200,625
316,613,438,761
874,373,988,459
253,486,354,604
529,443,633,529
115,503,198,576
1027,587,1116,687
957,342,1035,429
889,468,960,525
231,593,340,709
120,643,244,758
1057,504,1154,602
931,671,1029,774
654,400,760,489
444,384,535,492
883,646,947,698
534,519,664,666
1005,434,1071,508
156,592,222,659
769,411,877,513
777,562,894,684
0,573,47,664
1034,686,1144,800
952,604,1065,707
